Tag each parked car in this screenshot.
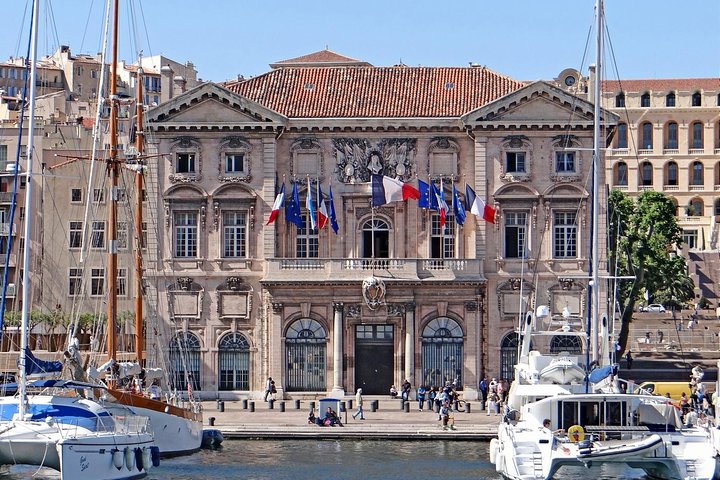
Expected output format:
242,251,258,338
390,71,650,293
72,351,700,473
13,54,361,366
641,304,666,313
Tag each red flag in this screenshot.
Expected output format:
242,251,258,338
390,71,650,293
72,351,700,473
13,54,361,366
317,182,329,230
266,183,285,225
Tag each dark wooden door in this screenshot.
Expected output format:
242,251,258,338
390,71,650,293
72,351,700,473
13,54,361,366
354,324,393,395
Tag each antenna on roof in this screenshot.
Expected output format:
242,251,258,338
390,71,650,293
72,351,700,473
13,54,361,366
325,44,329,50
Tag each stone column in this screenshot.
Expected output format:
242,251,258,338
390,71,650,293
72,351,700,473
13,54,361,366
269,301,283,398
404,302,415,390
330,302,345,398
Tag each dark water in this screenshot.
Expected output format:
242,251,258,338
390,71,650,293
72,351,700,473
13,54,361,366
0,440,647,479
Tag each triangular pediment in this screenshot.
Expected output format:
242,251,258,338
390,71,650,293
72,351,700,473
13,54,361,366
146,82,287,130
462,81,618,128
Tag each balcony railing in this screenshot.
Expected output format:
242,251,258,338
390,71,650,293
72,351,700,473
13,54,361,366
639,185,655,191
0,223,15,235
610,148,629,156
638,149,653,155
663,149,679,155
0,193,14,204
689,148,705,155
715,185,720,191
0,254,16,267
663,185,679,191
689,185,705,191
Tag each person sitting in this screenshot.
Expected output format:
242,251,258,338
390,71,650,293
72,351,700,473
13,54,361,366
307,410,316,425
389,385,398,398
147,380,162,400
323,407,343,427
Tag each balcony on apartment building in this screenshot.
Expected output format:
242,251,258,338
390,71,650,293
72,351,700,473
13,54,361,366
264,257,484,283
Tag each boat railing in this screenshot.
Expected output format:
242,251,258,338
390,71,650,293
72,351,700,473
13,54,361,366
55,414,151,439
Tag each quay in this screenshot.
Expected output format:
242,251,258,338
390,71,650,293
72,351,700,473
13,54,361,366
200,397,501,441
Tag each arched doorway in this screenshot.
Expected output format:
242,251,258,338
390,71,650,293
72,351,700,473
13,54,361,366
285,318,326,391
361,218,389,258
421,317,464,389
218,332,250,390
169,331,201,391
550,335,583,354
500,332,519,381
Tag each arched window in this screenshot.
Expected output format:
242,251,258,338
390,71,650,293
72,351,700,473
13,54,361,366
671,199,679,217
615,162,628,186
169,331,201,391
689,198,704,216
691,161,704,186
421,317,464,389
361,218,389,258
641,92,650,107
665,92,676,107
666,161,678,186
692,122,704,149
692,92,702,107
641,122,653,149
285,318,326,391
616,123,628,149
218,332,250,390
615,92,625,108
665,122,678,149
641,162,653,186
550,335,583,354
499,332,519,381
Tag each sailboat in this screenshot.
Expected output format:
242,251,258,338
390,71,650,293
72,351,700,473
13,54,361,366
490,1,720,479
0,1,157,478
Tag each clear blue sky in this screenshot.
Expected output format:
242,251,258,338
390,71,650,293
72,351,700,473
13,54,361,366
3,0,719,83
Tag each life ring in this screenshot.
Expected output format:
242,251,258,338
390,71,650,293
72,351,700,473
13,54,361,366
567,425,585,442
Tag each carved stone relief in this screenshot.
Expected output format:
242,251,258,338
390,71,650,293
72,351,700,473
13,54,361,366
217,136,252,184
168,136,202,184
333,138,416,183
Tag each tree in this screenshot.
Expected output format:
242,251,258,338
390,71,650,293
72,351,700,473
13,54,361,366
608,190,691,353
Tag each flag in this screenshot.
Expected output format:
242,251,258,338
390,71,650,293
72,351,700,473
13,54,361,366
465,183,496,223
286,181,303,229
328,185,339,234
435,178,449,230
266,183,285,225
317,181,329,230
418,179,431,209
306,177,317,230
452,183,466,226
371,174,421,207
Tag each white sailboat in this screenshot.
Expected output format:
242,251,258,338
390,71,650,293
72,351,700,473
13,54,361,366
490,1,720,479
0,1,157,478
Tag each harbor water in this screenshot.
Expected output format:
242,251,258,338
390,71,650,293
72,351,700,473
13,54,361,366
1,439,648,479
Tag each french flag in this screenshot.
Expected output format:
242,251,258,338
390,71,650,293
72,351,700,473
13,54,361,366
436,178,449,231
371,175,420,207
465,184,496,223
317,182,329,230
306,177,317,230
266,183,285,225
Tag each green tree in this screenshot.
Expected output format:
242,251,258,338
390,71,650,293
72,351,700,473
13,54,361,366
608,190,692,353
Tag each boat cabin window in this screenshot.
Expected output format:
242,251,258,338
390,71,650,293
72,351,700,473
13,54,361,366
558,400,627,430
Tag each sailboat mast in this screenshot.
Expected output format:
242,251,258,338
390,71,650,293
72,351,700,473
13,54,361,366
106,0,119,362
590,0,603,364
134,64,144,364
18,0,40,419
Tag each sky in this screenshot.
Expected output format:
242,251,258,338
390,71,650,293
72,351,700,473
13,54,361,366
2,0,719,84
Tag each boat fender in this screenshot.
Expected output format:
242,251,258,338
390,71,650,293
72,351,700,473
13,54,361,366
495,449,504,473
112,448,124,470
142,447,152,471
124,446,135,471
567,425,585,442
150,446,161,467
489,438,499,464
135,447,144,471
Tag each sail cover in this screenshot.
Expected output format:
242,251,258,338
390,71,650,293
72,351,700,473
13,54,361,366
22,348,62,375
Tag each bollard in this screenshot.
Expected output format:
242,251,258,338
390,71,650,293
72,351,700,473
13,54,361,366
403,401,410,413
347,400,353,410
209,417,215,427
340,401,346,413
216,399,221,410
370,400,378,412
310,401,315,412
400,399,405,410
295,399,301,410
242,399,248,410
219,401,225,413
466,402,471,414
249,401,255,412
268,399,274,410
279,401,285,412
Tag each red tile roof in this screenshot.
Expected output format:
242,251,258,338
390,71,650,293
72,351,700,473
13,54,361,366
226,66,524,118
270,49,371,68
602,78,720,93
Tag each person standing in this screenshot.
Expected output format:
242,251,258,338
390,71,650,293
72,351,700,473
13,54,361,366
417,385,426,411
401,379,411,401
263,377,273,402
479,377,488,411
625,350,633,370
352,388,365,420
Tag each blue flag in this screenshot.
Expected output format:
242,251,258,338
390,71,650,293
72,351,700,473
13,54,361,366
328,185,339,234
418,179,430,209
429,180,440,211
285,181,303,229
452,183,466,226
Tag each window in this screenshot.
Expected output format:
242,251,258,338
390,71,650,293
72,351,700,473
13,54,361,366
615,92,625,108
505,152,526,173
430,214,456,259
222,211,247,258
90,268,105,296
93,188,104,203
117,221,128,249
75,66,83,76
176,153,195,173
174,212,198,257
667,162,678,186
69,268,83,296
296,213,319,258
692,122,704,149
90,69,98,79
91,221,105,249
504,212,527,258
691,162,704,186
553,212,577,258
715,199,720,216
641,122,653,149
682,230,698,249
69,221,83,248
218,333,251,391
117,268,127,296
117,188,127,202
641,162,653,186
555,151,575,173
71,188,82,203
641,92,650,107
616,162,628,186
141,222,148,250
666,122,678,149
361,218,389,259
688,199,703,216
616,123,628,148
665,92,676,107
224,154,245,174
692,92,702,107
